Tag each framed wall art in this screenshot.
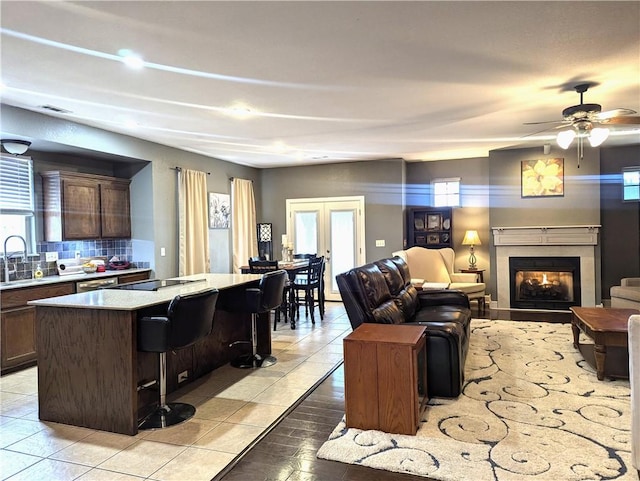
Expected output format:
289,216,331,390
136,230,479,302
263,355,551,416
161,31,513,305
208,192,231,229
426,214,441,230
521,158,564,198
427,233,440,245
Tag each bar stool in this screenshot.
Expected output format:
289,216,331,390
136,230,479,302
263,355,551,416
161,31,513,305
137,288,219,430
230,269,287,368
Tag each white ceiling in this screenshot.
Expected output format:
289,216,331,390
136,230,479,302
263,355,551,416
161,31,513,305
1,1,639,168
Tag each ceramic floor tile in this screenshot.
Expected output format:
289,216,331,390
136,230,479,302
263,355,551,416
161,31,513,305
252,384,308,406
0,391,28,405
224,402,289,428
213,379,271,402
97,439,187,478
0,418,46,448
193,422,264,453
191,397,247,422
0,449,41,479
149,446,236,481
0,395,38,418
4,423,95,457
0,303,350,481
142,417,220,445
50,430,140,466
75,468,146,480
4,458,91,481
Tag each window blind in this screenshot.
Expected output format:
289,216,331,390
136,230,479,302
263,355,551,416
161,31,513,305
0,155,34,213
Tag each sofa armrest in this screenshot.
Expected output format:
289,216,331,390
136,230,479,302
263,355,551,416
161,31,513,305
451,273,478,283
417,289,470,309
622,278,640,287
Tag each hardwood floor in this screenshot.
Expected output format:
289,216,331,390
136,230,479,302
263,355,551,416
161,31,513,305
216,363,429,481
216,305,572,481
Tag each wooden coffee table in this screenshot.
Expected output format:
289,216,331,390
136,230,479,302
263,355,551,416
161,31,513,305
570,307,639,380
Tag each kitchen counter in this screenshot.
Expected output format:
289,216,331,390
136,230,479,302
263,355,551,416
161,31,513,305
0,268,152,291
31,272,267,435
29,273,261,310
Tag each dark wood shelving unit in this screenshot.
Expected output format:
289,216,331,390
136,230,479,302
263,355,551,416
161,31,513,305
407,207,453,249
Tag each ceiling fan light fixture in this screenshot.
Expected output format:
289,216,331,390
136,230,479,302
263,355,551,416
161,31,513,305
1,139,31,155
556,129,576,149
588,127,610,147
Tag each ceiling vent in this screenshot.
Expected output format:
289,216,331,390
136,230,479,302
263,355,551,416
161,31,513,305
40,104,71,114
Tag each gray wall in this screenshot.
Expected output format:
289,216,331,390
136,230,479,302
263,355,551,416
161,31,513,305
260,159,405,262
4,104,638,299
406,156,491,290
600,144,640,298
2,105,259,279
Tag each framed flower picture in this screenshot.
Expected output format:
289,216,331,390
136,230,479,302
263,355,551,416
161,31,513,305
521,158,564,197
208,192,231,228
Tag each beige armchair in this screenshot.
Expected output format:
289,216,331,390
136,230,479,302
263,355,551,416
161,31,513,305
392,246,486,313
629,314,640,475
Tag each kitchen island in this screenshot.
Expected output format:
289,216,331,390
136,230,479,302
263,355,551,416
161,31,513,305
29,273,264,435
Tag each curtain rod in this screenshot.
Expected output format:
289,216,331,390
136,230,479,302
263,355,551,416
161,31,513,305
172,166,210,175
228,177,253,182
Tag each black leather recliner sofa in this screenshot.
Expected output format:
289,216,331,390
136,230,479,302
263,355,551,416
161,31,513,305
336,256,472,397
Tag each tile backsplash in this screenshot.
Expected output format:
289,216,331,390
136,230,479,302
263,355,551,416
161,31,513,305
2,239,150,282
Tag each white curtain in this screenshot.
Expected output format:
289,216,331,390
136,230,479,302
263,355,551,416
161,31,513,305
231,178,258,273
178,168,210,276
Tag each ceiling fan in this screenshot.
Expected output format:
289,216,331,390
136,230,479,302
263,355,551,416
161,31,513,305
526,83,640,165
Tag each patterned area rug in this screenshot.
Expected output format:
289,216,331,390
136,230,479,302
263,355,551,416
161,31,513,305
317,320,633,480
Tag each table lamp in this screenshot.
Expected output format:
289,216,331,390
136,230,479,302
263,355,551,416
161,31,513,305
462,230,481,269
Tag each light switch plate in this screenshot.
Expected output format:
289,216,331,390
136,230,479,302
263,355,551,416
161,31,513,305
375,239,385,247
45,252,58,262
160,247,166,257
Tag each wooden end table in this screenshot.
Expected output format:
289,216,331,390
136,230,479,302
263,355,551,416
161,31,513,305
570,306,639,380
343,323,427,435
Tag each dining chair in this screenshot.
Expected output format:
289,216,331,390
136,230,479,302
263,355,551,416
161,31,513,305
292,256,325,324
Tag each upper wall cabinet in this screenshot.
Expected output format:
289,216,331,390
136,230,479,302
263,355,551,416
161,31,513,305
41,171,131,241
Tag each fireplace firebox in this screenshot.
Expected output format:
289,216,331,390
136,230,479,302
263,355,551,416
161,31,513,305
510,257,581,310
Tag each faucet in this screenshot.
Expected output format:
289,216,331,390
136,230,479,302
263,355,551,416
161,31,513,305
3,235,28,282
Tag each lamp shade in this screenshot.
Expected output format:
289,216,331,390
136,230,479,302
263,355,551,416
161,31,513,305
462,230,481,246
556,130,576,149
588,127,610,147
1,139,31,155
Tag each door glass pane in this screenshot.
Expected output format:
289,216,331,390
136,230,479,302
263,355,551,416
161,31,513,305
330,210,355,291
294,211,318,255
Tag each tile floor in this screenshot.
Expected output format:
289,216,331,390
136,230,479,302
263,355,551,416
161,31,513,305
0,303,351,481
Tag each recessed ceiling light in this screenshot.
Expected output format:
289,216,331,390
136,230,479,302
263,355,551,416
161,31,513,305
117,49,144,69
224,103,258,119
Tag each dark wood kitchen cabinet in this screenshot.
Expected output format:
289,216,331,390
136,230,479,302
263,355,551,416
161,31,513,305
41,171,131,241
1,282,75,374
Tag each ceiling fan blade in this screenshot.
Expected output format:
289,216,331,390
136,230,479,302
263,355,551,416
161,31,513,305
523,119,566,126
605,116,640,125
597,108,638,120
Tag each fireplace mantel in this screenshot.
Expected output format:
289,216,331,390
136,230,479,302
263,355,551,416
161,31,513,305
492,225,600,246
493,226,600,310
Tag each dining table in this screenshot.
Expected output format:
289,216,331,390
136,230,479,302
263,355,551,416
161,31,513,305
240,259,310,329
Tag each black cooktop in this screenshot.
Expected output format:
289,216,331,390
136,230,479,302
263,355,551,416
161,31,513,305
111,279,204,291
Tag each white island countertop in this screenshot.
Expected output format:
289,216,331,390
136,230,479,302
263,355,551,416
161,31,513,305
28,273,262,311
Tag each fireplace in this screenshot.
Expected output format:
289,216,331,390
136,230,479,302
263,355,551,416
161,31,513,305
510,257,581,310
493,226,599,310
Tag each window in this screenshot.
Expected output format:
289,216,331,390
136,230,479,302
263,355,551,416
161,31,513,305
623,167,640,202
432,178,460,207
0,154,36,254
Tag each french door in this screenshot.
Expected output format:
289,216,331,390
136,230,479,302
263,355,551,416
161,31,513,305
286,196,365,301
